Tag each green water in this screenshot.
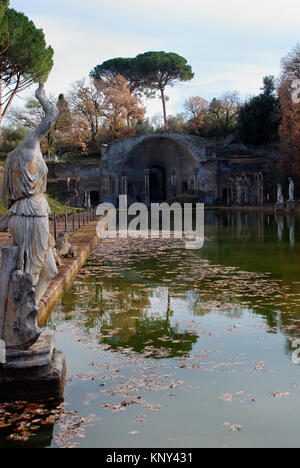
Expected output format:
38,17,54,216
2,211,300,448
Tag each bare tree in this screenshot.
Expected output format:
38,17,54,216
208,91,240,134
68,78,105,149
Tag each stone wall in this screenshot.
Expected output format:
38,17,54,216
46,136,280,208
47,162,101,207
100,133,218,205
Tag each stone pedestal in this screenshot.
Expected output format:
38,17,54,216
0,331,66,402
0,246,66,402
275,202,284,212
287,200,295,212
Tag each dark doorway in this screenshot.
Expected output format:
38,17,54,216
149,166,166,202
90,191,100,206
182,182,188,193
222,188,228,203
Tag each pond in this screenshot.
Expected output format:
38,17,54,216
1,210,300,448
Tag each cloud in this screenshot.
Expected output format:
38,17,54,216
8,0,300,117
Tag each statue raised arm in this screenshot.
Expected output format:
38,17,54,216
0,83,59,304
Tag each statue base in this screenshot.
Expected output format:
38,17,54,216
287,200,295,212
4,331,54,370
0,331,66,402
275,202,284,212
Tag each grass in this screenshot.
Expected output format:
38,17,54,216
47,197,79,215
0,194,76,217
0,198,6,216
57,156,100,164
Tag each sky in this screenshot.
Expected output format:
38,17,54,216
8,0,300,119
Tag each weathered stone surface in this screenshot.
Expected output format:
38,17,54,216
0,247,41,350
47,162,101,208
0,246,19,341
100,134,217,205
56,231,77,258
0,348,66,402
47,137,278,208
4,331,54,370
0,83,59,308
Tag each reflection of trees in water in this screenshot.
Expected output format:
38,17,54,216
50,211,300,361
52,271,199,358
205,211,300,247
100,289,198,358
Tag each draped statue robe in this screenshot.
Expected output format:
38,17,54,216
1,147,51,287
0,83,59,303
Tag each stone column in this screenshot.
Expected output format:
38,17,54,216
256,172,264,205
109,175,114,195
144,169,150,205
193,168,199,194
228,177,234,205
114,173,120,196
236,177,242,205
122,171,128,195
226,184,230,205
171,169,177,197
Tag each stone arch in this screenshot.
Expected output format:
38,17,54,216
100,133,217,204
122,136,203,201
124,136,198,171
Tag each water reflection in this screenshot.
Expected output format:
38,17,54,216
205,210,299,248
59,277,199,358
276,215,284,242
287,216,295,247
51,210,300,365
3,210,300,448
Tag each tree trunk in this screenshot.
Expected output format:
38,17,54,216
160,87,168,130
0,74,21,125
0,77,2,126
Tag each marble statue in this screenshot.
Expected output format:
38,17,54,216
277,184,284,204
0,83,59,305
0,88,66,397
289,178,294,201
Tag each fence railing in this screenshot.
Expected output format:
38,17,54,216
52,208,98,242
